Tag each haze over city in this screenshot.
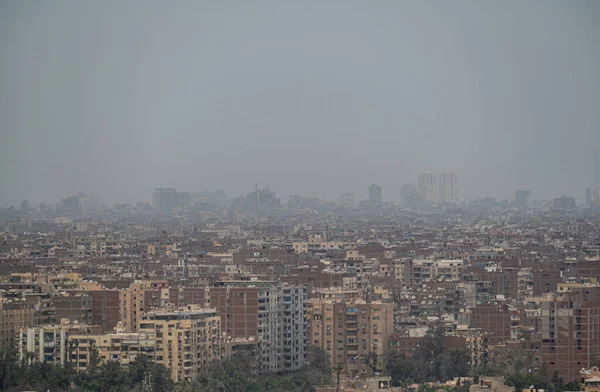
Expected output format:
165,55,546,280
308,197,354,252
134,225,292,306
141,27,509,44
1,0,599,206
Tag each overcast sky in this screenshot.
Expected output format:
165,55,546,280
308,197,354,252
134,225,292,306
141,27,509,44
1,1,599,206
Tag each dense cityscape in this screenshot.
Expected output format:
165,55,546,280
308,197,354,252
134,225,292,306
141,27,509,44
2,1,600,391
0,178,600,391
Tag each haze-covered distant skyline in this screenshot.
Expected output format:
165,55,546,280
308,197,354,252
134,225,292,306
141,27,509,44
1,1,599,206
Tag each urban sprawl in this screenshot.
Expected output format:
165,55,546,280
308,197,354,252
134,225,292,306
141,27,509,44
2,176,600,392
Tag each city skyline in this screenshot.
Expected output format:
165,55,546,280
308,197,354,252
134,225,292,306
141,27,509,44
2,1,600,206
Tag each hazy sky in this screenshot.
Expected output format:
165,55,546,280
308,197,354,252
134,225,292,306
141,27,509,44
1,1,599,206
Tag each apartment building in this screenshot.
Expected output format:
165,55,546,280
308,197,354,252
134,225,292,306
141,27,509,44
53,291,93,324
412,259,464,285
91,289,120,332
69,331,156,372
18,322,100,365
119,281,169,332
281,285,307,372
307,299,393,373
469,303,512,345
139,306,223,382
0,296,37,351
541,298,600,381
211,281,307,373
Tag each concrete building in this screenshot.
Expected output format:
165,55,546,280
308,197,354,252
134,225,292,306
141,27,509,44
18,322,99,365
281,285,307,372
582,367,600,392
53,291,93,324
69,331,156,373
91,289,121,333
552,195,576,210
469,303,511,345
119,281,169,332
541,298,600,381
368,184,382,203
515,190,530,208
152,188,179,213
418,173,458,203
210,282,307,373
139,306,223,382
401,183,423,208
19,326,67,364
0,296,37,352
469,377,513,392
307,299,393,373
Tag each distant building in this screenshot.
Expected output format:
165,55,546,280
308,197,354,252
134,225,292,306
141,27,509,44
368,184,382,202
245,185,280,215
401,184,423,208
152,188,179,213
552,195,576,210
586,188,593,205
338,193,355,207
515,190,530,208
592,188,600,207
418,173,457,203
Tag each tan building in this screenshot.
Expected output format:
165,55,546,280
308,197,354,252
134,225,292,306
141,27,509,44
69,331,155,372
139,306,223,382
582,367,600,392
470,377,514,392
119,281,169,332
307,299,393,373
18,321,100,365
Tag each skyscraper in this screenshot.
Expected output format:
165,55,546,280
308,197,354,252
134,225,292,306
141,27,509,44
586,188,592,205
152,188,179,213
401,184,423,208
515,190,530,208
368,184,382,202
438,172,458,201
417,173,458,203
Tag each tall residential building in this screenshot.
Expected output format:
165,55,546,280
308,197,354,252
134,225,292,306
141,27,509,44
245,185,281,215
468,303,511,345
368,184,382,203
91,290,121,333
281,285,307,372
211,282,307,373
119,281,169,332
139,306,223,382
418,173,458,203
418,173,438,203
438,172,458,202
0,296,38,352
515,190,531,208
592,188,600,207
400,184,423,208
541,297,600,381
586,188,593,205
307,299,393,373
152,188,179,213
